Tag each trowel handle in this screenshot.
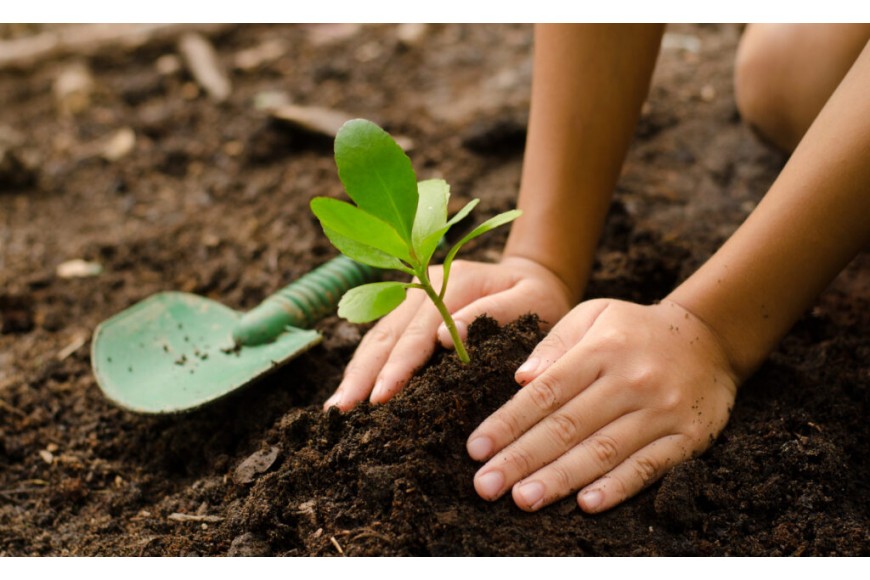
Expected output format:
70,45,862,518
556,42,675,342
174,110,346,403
232,256,380,346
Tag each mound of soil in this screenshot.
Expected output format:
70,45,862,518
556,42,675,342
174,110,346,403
0,24,867,556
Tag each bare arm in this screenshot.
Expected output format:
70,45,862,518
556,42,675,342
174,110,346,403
506,24,665,301
467,36,870,514
669,39,870,379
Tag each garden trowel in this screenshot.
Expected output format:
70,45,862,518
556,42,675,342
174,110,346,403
91,256,377,414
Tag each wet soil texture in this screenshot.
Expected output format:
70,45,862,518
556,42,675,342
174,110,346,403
0,24,867,556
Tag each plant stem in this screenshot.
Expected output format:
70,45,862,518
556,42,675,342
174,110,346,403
418,271,470,364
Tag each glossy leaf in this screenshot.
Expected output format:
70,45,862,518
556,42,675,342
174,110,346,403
439,209,522,297
412,179,449,249
412,179,450,263
322,227,412,273
444,198,479,230
310,197,412,263
418,198,480,266
334,119,418,243
337,281,409,323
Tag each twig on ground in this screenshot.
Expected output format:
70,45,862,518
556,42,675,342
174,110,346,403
329,535,345,556
0,24,232,71
270,104,355,138
57,332,89,361
178,32,232,103
0,398,25,417
0,486,47,499
167,513,224,523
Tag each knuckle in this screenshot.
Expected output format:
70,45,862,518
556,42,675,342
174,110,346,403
631,456,662,487
657,387,684,413
627,364,657,388
526,375,561,412
547,463,574,492
595,474,627,503
683,422,709,446
342,361,370,381
594,328,630,353
361,326,396,348
536,331,569,356
490,411,525,443
400,322,434,342
502,446,536,476
547,412,581,447
620,365,679,407
586,433,620,468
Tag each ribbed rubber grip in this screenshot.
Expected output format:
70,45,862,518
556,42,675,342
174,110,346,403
232,256,379,346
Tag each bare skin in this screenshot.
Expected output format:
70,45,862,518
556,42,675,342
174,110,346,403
324,24,663,409
736,23,870,151
326,24,870,514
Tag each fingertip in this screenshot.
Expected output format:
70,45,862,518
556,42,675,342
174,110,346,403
436,324,451,348
369,378,388,404
514,357,540,385
577,488,605,513
322,392,342,411
473,470,504,501
466,435,493,461
437,320,468,349
370,374,408,405
327,374,371,411
513,481,546,512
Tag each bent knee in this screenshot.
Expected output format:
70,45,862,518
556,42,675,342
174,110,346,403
734,25,805,151
735,24,870,152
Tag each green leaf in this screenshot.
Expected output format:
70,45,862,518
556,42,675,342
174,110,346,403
337,281,409,323
334,119,418,243
444,198,479,229
322,227,413,273
439,209,522,297
418,198,480,266
412,179,449,259
310,197,413,263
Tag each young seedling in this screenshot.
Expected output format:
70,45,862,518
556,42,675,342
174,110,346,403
310,119,521,363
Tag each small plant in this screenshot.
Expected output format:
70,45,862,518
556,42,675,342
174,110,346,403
310,119,521,363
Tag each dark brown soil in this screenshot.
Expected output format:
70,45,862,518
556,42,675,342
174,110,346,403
0,24,867,556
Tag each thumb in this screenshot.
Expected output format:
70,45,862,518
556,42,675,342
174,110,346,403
435,290,529,349
514,299,612,386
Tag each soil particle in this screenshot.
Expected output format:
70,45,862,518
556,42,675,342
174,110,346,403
227,532,272,556
0,292,35,333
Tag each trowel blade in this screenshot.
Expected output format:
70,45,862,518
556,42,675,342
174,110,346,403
91,292,321,414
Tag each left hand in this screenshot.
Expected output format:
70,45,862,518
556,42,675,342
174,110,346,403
323,256,573,410
466,298,739,513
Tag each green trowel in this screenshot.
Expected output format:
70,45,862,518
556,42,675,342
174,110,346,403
91,256,377,414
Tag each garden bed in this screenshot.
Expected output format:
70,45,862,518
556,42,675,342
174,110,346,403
0,24,867,556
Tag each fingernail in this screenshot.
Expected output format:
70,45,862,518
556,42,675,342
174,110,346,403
580,489,604,512
467,436,493,460
370,378,385,402
516,357,540,376
516,481,545,510
476,471,504,499
323,392,342,409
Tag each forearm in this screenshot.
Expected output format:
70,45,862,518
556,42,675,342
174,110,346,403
504,24,665,302
669,40,870,380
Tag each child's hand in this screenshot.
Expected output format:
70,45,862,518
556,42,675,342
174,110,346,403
466,298,739,513
323,256,574,411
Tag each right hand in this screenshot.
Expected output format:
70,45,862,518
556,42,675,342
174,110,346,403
323,256,575,411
